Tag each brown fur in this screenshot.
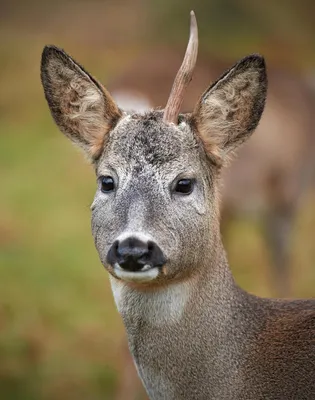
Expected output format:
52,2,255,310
243,304,315,398
194,55,266,165
40,46,121,160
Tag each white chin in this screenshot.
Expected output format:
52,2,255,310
113,263,159,283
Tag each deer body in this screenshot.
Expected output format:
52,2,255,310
111,261,314,399
41,12,315,400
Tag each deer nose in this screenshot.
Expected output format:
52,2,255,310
107,237,166,272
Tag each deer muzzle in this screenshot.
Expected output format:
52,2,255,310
106,235,166,283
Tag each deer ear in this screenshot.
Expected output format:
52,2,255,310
193,54,267,164
41,45,122,161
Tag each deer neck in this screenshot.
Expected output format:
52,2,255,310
110,239,237,325
109,241,251,399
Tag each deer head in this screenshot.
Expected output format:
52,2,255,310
41,12,267,287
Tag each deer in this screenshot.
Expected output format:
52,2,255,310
41,11,315,400
105,31,315,400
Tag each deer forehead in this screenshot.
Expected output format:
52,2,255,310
97,112,201,175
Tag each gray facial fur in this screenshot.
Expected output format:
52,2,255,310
91,111,219,284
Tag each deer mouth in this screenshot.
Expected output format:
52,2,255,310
113,263,160,283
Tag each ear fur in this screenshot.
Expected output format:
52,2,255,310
193,54,267,165
40,45,122,161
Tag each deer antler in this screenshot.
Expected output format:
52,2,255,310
163,11,198,124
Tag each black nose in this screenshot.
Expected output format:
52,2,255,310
107,237,166,272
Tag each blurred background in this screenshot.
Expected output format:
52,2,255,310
1,0,315,399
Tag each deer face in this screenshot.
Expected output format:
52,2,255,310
41,17,266,287
90,111,217,284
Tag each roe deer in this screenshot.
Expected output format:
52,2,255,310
108,52,315,400
41,11,315,400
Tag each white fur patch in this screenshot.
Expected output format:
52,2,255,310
109,276,126,314
114,263,159,283
110,276,192,326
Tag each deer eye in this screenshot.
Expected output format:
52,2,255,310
100,176,115,193
174,179,194,195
